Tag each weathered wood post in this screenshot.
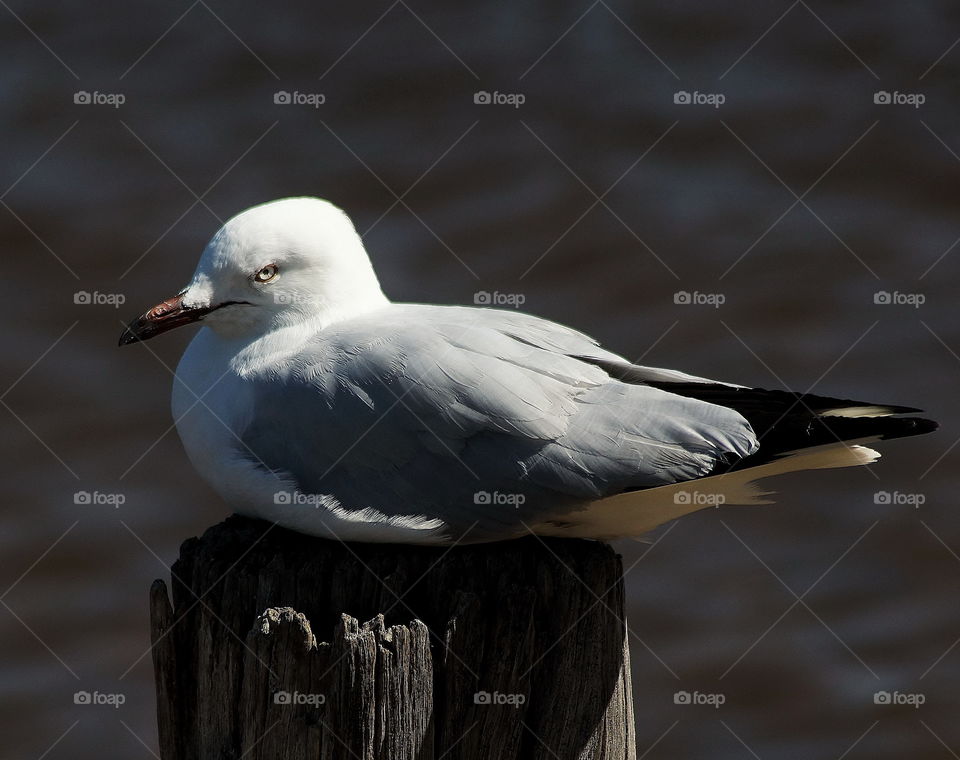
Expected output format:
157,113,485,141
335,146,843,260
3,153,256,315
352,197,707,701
150,515,635,759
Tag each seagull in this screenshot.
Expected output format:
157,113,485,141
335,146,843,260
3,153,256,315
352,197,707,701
119,197,936,544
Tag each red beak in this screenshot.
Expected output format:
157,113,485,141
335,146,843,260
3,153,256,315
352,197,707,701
118,294,214,346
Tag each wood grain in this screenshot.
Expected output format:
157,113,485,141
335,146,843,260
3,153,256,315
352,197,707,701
151,515,635,759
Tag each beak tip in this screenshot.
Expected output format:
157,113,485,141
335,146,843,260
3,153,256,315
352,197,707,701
117,293,204,347
118,321,141,346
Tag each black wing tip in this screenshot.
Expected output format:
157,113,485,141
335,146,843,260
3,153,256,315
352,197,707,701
876,415,938,440
715,414,938,473
616,374,939,458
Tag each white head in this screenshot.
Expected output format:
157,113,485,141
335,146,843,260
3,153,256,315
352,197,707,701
119,197,389,345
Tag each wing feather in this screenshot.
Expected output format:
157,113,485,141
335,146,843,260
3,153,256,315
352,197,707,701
239,305,758,540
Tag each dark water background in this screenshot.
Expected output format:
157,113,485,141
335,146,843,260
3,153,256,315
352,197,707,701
1,1,958,757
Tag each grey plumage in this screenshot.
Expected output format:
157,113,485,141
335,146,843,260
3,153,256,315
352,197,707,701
241,305,758,541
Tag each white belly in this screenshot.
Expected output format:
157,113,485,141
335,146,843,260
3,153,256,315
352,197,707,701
172,329,267,507
171,328,450,544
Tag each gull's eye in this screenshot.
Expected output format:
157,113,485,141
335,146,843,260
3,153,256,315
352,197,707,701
254,264,279,283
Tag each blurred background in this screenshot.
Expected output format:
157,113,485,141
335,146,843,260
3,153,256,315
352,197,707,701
1,0,958,757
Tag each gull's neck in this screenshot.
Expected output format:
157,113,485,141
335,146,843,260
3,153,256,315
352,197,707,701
223,294,392,377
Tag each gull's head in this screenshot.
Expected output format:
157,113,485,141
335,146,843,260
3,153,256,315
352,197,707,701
119,197,388,345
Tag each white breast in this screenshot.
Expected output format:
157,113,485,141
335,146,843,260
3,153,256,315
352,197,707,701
171,327,450,544
172,329,281,511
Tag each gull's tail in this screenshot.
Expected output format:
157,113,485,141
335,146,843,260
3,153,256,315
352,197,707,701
531,440,879,540
531,382,937,540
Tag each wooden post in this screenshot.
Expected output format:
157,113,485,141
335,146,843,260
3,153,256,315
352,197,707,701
150,515,635,759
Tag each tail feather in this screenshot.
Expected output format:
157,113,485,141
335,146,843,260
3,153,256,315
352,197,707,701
533,441,884,540
547,360,939,540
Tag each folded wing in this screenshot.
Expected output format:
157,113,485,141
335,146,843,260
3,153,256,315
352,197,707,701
239,305,759,540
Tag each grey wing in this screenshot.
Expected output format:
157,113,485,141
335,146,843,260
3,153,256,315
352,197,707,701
240,305,758,540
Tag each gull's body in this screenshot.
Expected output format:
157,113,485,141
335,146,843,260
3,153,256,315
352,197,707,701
121,198,936,544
